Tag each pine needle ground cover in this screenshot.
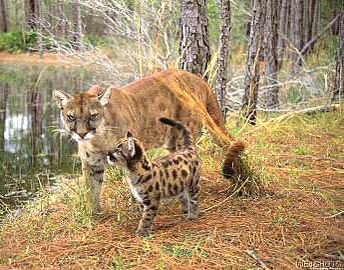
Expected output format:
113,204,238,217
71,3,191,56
0,108,343,269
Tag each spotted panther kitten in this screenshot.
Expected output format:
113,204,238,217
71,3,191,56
107,117,201,236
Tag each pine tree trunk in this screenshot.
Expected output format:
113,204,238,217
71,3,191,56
215,0,231,120
290,0,295,46
0,84,8,152
262,0,278,109
178,0,211,78
35,0,43,57
311,0,318,39
308,0,316,40
73,1,84,52
294,0,303,66
0,0,8,32
277,0,287,69
332,12,344,102
242,0,266,125
286,0,291,38
47,0,54,33
26,0,37,30
303,0,310,46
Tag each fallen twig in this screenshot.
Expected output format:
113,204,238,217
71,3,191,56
246,249,270,270
325,211,344,219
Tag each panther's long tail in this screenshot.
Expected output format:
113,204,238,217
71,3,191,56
222,141,245,178
159,117,193,150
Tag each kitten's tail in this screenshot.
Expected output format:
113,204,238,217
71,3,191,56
159,117,193,149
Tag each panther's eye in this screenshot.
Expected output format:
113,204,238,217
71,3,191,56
67,114,75,122
89,113,98,121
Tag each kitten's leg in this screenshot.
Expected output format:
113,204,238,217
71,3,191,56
187,174,200,220
178,192,188,215
130,193,143,212
137,199,159,236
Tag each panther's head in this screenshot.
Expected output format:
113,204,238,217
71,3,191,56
53,87,111,144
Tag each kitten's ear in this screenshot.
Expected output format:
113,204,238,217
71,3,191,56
126,131,133,138
126,136,136,158
98,87,112,106
53,90,70,109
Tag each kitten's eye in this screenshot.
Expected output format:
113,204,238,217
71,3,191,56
89,113,98,121
67,114,75,122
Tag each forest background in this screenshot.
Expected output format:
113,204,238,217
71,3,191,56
0,0,343,269
0,0,342,118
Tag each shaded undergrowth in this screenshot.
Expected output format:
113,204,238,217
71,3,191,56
0,107,343,269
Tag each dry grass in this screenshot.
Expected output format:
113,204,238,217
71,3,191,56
0,107,343,269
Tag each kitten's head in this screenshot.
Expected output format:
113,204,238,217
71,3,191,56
107,132,144,169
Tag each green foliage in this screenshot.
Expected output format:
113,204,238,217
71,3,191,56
207,0,220,44
84,35,111,47
0,31,37,53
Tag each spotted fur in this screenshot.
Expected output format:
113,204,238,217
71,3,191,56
107,118,201,236
53,69,244,214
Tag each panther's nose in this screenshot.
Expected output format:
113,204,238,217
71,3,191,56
79,132,87,139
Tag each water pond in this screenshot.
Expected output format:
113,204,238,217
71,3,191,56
0,62,103,216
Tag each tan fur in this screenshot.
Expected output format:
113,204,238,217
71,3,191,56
53,69,243,213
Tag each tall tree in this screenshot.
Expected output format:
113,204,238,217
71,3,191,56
178,0,211,78
0,0,8,32
311,0,318,39
215,0,231,120
277,0,287,69
303,0,311,46
290,0,296,48
262,0,278,109
293,0,303,67
26,0,38,30
241,0,266,125
332,11,344,102
0,83,8,153
73,1,84,51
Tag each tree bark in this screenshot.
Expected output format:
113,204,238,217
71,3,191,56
178,0,211,79
293,0,303,66
277,0,287,69
242,0,266,125
0,84,8,153
311,0,318,39
26,0,37,30
332,12,344,102
303,0,310,46
215,0,231,120
290,0,296,45
73,0,84,52
262,0,279,109
0,0,8,32
308,0,315,40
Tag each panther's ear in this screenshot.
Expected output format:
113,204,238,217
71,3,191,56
98,87,112,106
126,132,135,158
53,90,70,109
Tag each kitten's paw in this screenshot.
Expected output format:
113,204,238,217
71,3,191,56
180,208,188,215
136,229,150,237
187,211,199,220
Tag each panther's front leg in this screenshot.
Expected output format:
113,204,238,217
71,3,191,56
79,146,107,214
